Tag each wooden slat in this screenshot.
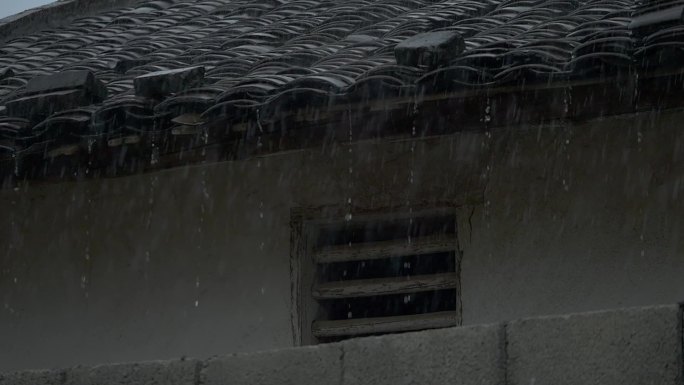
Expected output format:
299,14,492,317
313,235,458,264
312,272,459,299
312,311,460,338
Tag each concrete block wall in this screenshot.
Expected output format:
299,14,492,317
1,305,681,385
507,305,682,385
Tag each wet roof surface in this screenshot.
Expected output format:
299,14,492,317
0,0,681,179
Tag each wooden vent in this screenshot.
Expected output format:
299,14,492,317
307,213,461,342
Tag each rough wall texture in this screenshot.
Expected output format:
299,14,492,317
201,344,343,385
1,109,684,371
342,323,505,385
1,305,681,385
507,305,683,385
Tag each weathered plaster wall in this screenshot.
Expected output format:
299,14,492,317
1,109,683,371
463,110,684,324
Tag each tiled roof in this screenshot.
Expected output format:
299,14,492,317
0,0,680,180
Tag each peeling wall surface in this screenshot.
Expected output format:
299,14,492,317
1,109,684,371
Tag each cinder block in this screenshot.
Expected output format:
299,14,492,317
64,359,198,385
201,344,343,385
0,370,64,385
342,324,506,385
507,305,682,385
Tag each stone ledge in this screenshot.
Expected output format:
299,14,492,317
64,359,198,385
342,323,506,385
0,370,64,385
0,305,682,385
201,344,343,385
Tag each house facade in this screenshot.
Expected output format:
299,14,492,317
1,0,684,374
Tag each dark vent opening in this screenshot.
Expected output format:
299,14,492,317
319,289,457,321
319,251,456,282
315,214,455,247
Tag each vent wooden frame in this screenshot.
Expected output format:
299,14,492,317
290,207,465,346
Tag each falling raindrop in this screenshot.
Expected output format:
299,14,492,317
150,143,159,165
346,107,354,223
634,72,640,101
87,138,95,154
201,127,209,157
12,152,19,176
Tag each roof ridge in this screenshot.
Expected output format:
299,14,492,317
0,0,143,43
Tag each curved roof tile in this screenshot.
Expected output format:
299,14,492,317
0,0,681,178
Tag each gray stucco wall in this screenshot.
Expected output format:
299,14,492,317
1,108,683,371
464,110,684,324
